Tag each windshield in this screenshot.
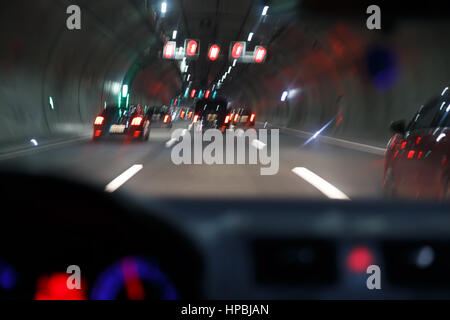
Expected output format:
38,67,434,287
1,0,450,302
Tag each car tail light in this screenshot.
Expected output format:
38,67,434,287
134,131,141,138
225,115,230,124
188,111,193,119
164,115,170,123
131,117,143,126
180,111,186,119
234,114,239,123
94,130,102,137
250,113,256,123
94,116,104,126
193,115,199,123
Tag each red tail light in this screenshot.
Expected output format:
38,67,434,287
225,116,230,124
180,111,186,119
131,117,143,126
234,114,239,123
94,130,102,137
164,115,170,123
193,115,199,123
188,111,193,119
250,113,256,123
94,116,104,126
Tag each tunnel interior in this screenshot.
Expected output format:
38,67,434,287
0,0,449,147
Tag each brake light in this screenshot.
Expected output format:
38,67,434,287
131,117,143,126
94,130,102,137
180,111,186,119
193,115,199,123
250,113,256,122
164,115,170,123
234,114,239,123
225,115,230,124
188,111,193,119
94,116,104,126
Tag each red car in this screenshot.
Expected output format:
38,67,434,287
384,87,450,200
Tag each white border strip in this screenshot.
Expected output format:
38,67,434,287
105,164,143,193
292,167,350,200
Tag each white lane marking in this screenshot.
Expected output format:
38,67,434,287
165,129,188,148
291,167,350,200
166,138,178,148
105,164,143,193
251,139,266,150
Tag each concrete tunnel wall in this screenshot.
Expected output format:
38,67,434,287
230,17,450,146
0,0,181,146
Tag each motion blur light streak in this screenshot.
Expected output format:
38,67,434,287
122,85,128,98
436,133,446,142
105,165,143,193
291,167,350,200
30,139,38,146
49,96,54,110
281,90,289,102
303,118,335,146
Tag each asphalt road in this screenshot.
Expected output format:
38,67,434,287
0,121,385,200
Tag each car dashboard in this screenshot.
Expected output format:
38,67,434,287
1,171,450,300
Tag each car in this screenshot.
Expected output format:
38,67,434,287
149,106,173,128
93,104,151,142
384,87,450,200
228,107,256,130
193,98,229,132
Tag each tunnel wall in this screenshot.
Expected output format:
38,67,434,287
237,18,450,146
0,1,180,147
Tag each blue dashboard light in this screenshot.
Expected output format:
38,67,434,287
0,260,17,291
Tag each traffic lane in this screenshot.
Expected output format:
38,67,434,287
118,127,383,199
0,122,384,200
116,128,331,199
0,127,178,189
277,131,385,199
